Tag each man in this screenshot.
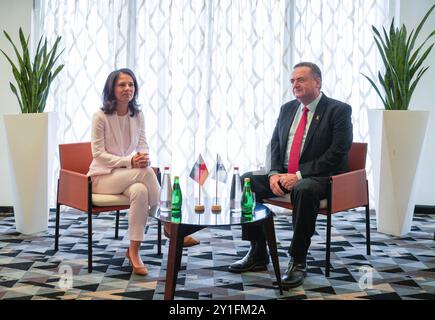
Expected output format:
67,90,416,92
229,62,353,288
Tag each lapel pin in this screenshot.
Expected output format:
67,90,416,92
315,115,320,121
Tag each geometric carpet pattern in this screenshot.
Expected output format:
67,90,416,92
0,208,434,300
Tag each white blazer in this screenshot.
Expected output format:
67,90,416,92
87,110,149,176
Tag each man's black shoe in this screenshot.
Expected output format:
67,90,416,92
228,241,269,273
281,259,307,289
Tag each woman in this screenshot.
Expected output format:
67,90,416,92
88,68,198,276
88,68,159,276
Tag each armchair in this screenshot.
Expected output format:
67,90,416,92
54,142,161,273
263,142,370,277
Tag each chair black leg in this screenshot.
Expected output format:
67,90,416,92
88,210,93,273
157,220,162,255
115,210,120,239
365,205,371,255
325,214,332,277
55,202,60,251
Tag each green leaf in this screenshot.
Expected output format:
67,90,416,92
408,4,435,56
1,28,64,113
9,83,24,112
410,43,434,77
363,4,435,110
2,30,26,70
409,31,435,68
408,66,429,107
362,73,386,108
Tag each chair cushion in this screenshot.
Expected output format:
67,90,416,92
267,194,328,209
92,194,130,206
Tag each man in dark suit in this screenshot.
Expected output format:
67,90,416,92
228,62,353,288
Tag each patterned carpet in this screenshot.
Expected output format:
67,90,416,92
0,207,434,300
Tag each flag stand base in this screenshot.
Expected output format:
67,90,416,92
195,205,205,213
211,204,221,213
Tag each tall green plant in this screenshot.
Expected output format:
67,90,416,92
362,4,435,110
1,28,64,113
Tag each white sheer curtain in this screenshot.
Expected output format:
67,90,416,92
35,0,389,206
134,0,290,199
34,0,132,206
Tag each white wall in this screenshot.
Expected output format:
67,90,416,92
0,0,33,206
399,0,435,206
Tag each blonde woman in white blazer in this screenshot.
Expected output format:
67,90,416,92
88,68,159,276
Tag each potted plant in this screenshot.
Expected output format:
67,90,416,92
1,28,64,234
363,4,435,236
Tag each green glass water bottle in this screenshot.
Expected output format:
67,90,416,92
171,216,181,223
171,176,182,214
241,177,254,216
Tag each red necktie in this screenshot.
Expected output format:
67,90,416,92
288,107,309,173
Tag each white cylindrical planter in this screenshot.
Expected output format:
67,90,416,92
3,112,57,234
368,110,429,237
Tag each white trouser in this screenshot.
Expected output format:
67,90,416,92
92,167,160,241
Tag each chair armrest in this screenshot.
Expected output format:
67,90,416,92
329,169,368,213
58,169,89,211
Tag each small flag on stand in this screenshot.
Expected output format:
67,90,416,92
211,154,228,183
211,154,227,212
189,154,209,185
189,154,209,212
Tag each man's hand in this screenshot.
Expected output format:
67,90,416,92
269,174,286,196
131,152,150,168
279,174,299,191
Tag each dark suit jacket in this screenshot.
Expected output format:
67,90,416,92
269,94,353,178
